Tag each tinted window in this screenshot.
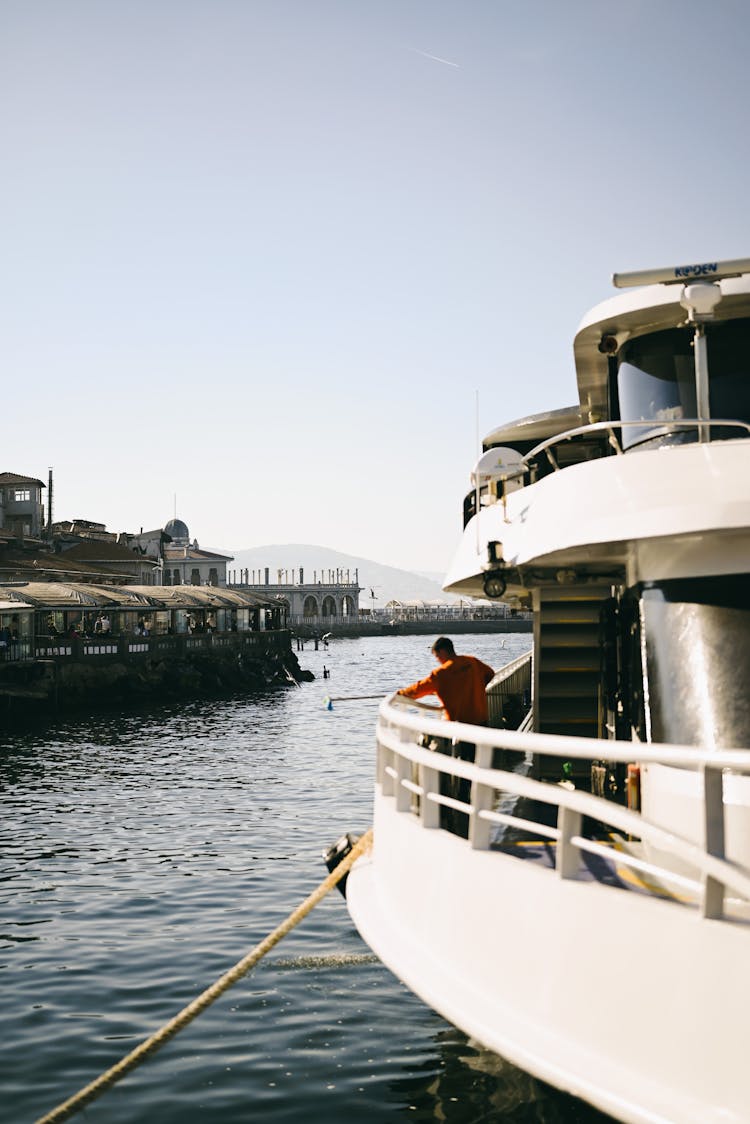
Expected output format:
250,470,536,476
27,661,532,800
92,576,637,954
705,319,750,424
617,328,695,448
617,319,750,448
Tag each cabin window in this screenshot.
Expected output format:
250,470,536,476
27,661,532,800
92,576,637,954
703,318,750,427
617,319,750,449
617,328,696,448
14,489,31,502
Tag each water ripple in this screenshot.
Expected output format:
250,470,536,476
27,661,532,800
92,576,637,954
0,635,610,1122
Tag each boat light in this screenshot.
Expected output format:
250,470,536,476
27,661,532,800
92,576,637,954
483,571,507,599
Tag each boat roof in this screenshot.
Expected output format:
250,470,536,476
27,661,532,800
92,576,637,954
482,405,585,451
574,270,750,419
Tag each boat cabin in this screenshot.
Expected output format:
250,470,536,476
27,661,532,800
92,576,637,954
452,258,750,778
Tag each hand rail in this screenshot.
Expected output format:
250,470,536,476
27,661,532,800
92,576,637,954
381,692,750,771
376,695,750,921
522,418,750,471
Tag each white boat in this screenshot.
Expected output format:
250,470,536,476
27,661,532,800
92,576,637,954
341,258,750,1123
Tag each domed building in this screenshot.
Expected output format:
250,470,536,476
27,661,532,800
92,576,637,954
163,517,190,547
162,517,233,587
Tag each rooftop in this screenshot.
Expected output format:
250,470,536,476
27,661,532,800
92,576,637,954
0,472,45,488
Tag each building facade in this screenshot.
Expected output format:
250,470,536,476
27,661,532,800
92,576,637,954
228,565,361,626
162,518,232,587
0,473,45,541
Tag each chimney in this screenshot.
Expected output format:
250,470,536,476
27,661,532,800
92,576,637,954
47,467,54,532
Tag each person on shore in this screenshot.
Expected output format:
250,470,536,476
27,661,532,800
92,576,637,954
397,637,495,838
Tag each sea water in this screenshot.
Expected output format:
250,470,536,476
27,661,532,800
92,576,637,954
1,633,611,1122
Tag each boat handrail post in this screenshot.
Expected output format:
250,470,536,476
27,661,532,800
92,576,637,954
469,743,495,850
377,732,395,796
556,804,582,879
420,757,442,829
394,750,413,813
702,763,727,919
606,425,623,454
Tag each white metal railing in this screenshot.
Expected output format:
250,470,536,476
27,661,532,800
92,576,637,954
486,650,532,727
470,420,750,515
376,693,750,921
525,418,750,471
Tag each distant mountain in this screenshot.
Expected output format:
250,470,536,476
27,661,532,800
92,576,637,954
219,544,458,606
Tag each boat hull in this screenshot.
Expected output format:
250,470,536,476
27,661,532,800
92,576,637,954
347,788,750,1124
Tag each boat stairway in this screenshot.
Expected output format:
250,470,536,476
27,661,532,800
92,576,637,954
533,585,610,785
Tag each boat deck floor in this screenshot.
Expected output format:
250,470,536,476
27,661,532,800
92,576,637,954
488,796,750,921
490,832,661,897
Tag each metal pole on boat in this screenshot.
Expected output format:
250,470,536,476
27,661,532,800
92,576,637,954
680,282,723,444
693,325,711,443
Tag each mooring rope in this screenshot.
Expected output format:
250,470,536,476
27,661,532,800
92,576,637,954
35,828,373,1124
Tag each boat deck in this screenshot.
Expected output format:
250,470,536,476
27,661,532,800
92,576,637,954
489,799,750,920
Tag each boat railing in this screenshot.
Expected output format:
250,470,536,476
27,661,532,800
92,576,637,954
463,419,750,525
486,650,532,728
524,418,750,472
376,694,750,922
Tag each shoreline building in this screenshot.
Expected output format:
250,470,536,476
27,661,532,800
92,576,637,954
228,565,361,628
0,473,46,543
162,518,233,587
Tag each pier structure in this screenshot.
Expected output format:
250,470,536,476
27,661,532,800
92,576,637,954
227,566,361,629
0,581,306,709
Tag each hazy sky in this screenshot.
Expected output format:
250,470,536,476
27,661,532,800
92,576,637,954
2,0,748,572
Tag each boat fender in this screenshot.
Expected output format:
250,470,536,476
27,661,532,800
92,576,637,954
323,832,362,898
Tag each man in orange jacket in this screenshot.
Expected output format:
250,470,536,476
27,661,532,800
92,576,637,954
397,636,495,724
397,637,495,838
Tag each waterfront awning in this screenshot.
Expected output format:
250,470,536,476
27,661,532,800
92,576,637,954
0,581,284,613
0,582,103,608
69,584,160,607
122,585,280,610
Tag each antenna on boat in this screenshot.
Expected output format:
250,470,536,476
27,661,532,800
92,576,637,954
475,389,481,556
612,257,750,288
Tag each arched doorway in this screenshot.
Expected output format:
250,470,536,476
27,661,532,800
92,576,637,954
342,595,356,618
321,596,337,618
303,595,319,618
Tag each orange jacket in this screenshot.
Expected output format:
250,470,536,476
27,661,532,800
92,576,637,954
399,654,495,724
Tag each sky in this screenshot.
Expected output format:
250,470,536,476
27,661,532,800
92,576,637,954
2,0,749,573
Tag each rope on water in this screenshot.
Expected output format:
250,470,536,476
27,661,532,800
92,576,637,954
35,828,374,1124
